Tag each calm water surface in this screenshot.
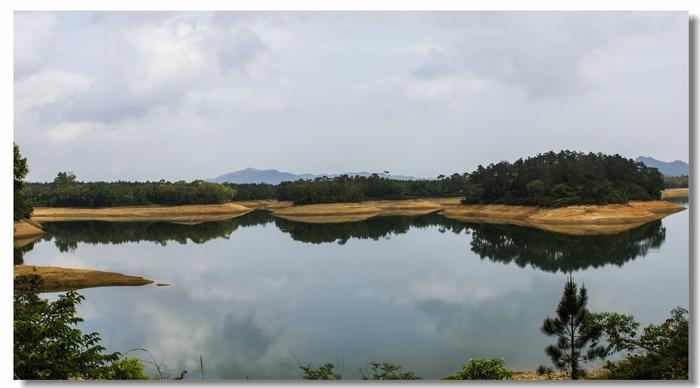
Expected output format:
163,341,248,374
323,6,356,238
21,203,689,379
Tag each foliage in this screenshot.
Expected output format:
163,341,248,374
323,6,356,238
541,275,605,379
362,362,420,380
300,362,342,380
225,183,278,200
14,143,33,220
441,358,512,380
101,357,149,380
464,150,664,207
14,275,120,379
590,307,688,380
277,173,469,204
25,173,236,208
663,175,688,189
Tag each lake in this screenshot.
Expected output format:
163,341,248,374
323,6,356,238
20,202,689,379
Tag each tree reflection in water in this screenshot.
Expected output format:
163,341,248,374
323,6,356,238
35,210,666,273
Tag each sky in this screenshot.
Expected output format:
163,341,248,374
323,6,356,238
14,11,688,182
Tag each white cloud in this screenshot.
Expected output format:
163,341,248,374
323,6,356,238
14,12,57,76
47,121,103,143
15,70,93,113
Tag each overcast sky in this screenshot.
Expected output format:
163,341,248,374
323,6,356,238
14,11,688,182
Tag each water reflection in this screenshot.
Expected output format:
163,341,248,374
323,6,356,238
468,221,665,272
19,207,687,378
34,211,667,273
41,211,276,252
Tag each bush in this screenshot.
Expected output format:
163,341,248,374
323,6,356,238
442,357,512,380
300,363,341,380
363,362,420,380
101,357,149,380
593,307,688,380
14,275,120,379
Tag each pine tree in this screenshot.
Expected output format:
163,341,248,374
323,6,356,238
541,274,605,379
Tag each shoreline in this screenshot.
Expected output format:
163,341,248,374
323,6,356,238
23,193,685,236
441,200,684,236
661,188,689,199
14,265,153,293
31,203,253,223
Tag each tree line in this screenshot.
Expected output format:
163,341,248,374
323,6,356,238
15,145,667,210
25,172,236,208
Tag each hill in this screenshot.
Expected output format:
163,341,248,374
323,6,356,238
635,156,688,177
211,168,315,185
211,168,417,184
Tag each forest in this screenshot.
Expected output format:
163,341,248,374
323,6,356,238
21,150,666,208
25,172,236,207
463,151,664,207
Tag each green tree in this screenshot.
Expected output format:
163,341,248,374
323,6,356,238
101,357,149,380
362,362,420,380
54,171,77,186
300,363,341,380
14,275,120,379
441,357,512,380
541,275,605,379
591,307,688,379
14,143,32,220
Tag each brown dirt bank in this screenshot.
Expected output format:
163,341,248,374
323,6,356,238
441,200,685,235
662,188,689,199
270,198,465,223
271,203,384,223
233,200,294,210
31,203,253,223
512,368,606,380
14,219,45,248
14,265,153,292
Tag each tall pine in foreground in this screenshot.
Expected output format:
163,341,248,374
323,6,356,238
541,274,605,379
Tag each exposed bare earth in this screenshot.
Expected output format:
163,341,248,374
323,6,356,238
14,265,153,292
27,197,683,234
14,219,45,248
233,200,293,210
31,203,253,223
512,369,607,380
662,188,689,199
270,198,464,223
441,200,684,235
271,203,384,223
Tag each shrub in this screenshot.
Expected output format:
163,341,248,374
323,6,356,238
442,357,512,380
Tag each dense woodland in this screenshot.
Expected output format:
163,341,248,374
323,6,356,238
25,172,236,207
463,151,664,207
22,150,667,208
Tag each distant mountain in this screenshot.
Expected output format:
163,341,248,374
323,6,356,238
211,168,315,185
210,168,417,184
635,156,688,177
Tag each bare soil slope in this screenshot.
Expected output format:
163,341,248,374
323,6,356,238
14,265,152,292
31,203,253,223
441,200,684,235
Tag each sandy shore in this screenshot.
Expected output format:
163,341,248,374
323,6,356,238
271,203,384,223
31,203,253,223
661,188,689,199
25,197,683,234
441,200,684,235
14,219,45,248
270,198,464,223
14,265,153,292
